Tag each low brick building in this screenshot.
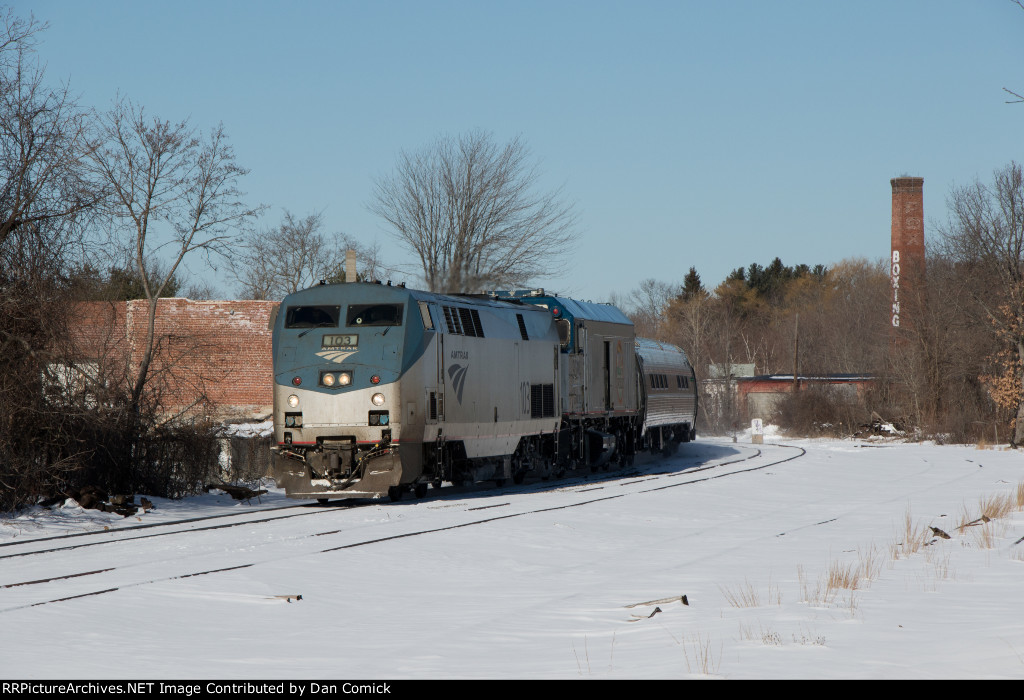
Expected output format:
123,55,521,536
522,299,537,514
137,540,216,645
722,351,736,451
70,298,279,422
737,374,874,421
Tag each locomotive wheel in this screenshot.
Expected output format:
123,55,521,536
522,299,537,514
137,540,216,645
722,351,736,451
415,482,428,499
388,486,403,502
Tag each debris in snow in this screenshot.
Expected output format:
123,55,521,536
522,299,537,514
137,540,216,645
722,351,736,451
959,515,991,529
929,526,951,539
219,420,273,439
625,595,689,608
206,483,268,503
40,487,143,517
629,606,662,621
855,412,905,438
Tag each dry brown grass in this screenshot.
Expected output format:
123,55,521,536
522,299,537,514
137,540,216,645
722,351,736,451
720,577,780,608
969,521,1006,550
682,633,721,676
719,579,759,608
980,492,1015,521
738,622,782,646
955,484,1023,534
797,565,822,605
825,546,883,595
890,507,931,560
926,549,955,582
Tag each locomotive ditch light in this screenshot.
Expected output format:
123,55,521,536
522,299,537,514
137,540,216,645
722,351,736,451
288,394,300,408
371,392,385,406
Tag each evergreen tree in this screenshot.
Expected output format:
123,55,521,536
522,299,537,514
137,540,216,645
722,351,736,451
680,266,707,302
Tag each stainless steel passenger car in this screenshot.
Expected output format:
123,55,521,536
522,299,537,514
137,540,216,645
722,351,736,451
635,337,698,453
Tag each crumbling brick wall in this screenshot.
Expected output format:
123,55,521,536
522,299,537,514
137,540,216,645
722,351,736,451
70,299,278,421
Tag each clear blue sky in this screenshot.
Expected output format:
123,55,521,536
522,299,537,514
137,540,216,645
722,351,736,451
19,0,1024,302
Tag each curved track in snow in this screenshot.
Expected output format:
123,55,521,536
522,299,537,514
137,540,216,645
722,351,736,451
0,442,805,612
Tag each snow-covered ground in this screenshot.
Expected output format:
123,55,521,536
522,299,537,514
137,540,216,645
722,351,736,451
1,432,1022,679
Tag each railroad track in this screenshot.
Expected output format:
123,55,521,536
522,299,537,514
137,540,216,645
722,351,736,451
0,441,806,613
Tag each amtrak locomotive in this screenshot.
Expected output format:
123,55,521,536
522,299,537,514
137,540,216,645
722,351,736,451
269,282,697,502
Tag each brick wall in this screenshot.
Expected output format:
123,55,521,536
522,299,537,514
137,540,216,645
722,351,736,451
71,299,279,421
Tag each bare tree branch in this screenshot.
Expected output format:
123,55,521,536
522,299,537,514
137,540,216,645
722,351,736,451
369,131,578,293
0,10,101,249
939,162,1024,445
231,210,398,299
90,99,265,409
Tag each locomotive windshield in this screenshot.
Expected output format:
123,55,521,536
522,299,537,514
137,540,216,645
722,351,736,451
285,305,340,328
347,304,403,327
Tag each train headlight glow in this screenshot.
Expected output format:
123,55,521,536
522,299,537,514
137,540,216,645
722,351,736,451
322,372,336,387
338,371,352,386
371,393,385,406
287,394,299,408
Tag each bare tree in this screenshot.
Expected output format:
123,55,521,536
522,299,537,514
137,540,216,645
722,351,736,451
369,130,577,293
231,210,394,299
624,278,677,339
0,10,112,509
90,98,264,411
1005,0,1023,103
939,162,1024,445
0,9,99,250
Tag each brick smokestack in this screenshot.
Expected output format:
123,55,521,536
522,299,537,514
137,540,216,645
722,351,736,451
890,177,925,328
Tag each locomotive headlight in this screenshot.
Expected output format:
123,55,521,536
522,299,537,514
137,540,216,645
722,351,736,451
322,372,336,387
371,392,385,406
287,394,300,408
338,371,352,386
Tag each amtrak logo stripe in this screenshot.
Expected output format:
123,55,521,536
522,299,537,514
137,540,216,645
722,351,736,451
448,363,468,404
316,350,355,363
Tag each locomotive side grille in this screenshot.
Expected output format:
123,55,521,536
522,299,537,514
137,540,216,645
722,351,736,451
443,306,460,334
516,314,529,340
458,307,477,337
530,383,555,418
442,305,485,337
429,391,438,420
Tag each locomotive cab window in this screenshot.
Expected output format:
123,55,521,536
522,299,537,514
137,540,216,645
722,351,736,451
285,305,340,328
346,304,403,327
556,318,571,350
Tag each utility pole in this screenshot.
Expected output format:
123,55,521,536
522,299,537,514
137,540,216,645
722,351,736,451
792,312,799,392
